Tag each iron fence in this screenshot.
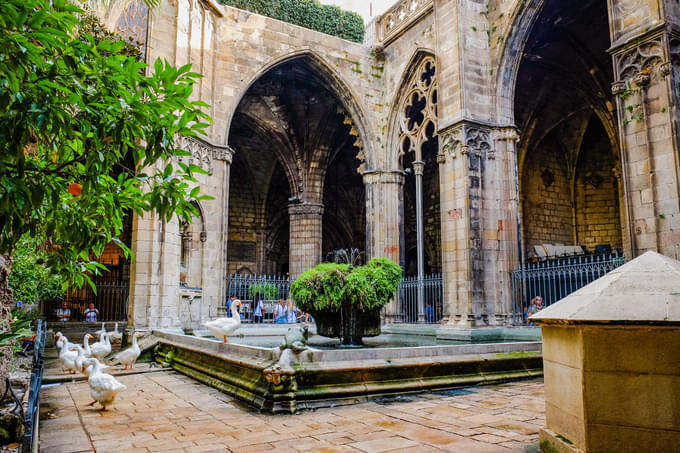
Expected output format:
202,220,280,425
226,274,291,322
23,318,47,452
45,283,129,322
391,274,443,323
511,252,625,324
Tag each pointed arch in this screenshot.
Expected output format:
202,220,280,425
385,49,437,169
226,50,376,170
495,0,545,125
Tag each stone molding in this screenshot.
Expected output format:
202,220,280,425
377,0,433,46
288,203,325,216
362,170,405,185
439,122,493,162
176,136,233,174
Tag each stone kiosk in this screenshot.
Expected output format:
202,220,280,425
531,252,680,452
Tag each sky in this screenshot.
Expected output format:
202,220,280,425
318,0,398,23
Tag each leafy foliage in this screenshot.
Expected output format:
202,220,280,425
345,258,402,310
8,237,67,304
247,283,278,300
0,307,35,350
290,263,349,312
0,0,211,288
290,258,402,312
218,0,364,43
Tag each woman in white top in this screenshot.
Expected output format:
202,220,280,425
286,300,297,323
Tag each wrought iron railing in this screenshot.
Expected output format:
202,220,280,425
392,274,443,323
23,318,46,452
226,274,292,322
45,283,129,322
511,252,625,324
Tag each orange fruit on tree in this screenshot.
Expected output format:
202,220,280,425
68,182,82,196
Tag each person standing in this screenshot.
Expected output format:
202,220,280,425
56,301,71,322
286,300,297,323
83,303,99,322
253,296,265,324
274,299,287,324
526,296,543,325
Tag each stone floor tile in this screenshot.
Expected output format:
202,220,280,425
39,369,543,453
350,436,419,453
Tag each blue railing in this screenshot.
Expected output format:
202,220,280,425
511,252,625,324
23,318,46,452
392,274,443,323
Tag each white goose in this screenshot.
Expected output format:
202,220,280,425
82,358,126,410
73,345,87,374
112,332,143,370
109,323,123,344
89,332,112,361
82,333,93,358
59,342,79,374
55,332,76,351
204,301,243,343
94,322,107,342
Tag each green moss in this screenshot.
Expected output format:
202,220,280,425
494,351,536,359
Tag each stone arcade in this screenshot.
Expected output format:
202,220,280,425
98,0,680,332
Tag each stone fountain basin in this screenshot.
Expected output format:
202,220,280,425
149,328,542,414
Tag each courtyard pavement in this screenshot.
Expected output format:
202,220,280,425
39,356,545,453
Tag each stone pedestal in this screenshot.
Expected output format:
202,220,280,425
532,251,680,452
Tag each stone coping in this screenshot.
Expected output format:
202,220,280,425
532,251,680,325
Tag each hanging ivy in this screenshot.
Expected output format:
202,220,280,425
218,0,365,43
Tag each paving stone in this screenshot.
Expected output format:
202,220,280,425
39,370,544,453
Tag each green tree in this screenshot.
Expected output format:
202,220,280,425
0,0,210,386
8,237,68,305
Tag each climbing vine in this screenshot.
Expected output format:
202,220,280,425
218,0,365,43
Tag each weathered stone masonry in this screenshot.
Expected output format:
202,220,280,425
98,0,680,331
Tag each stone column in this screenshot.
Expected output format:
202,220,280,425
288,203,324,277
438,122,492,327
483,128,521,325
413,160,426,321
363,170,404,263
608,6,680,259
363,170,404,323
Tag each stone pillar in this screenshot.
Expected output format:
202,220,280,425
288,203,324,277
481,128,521,325
438,122,492,327
413,160,426,321
363,170,404,263
608,0,680,260
363,170,404,323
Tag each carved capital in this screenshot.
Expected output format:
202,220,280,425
362,170,405,185
412,160,425,176
176,136,214,174
439,123,493,160
288,203,325,216
611,80,627,96
213,144,234,164
495,127,520,142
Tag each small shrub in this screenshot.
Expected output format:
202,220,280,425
247,283,278,299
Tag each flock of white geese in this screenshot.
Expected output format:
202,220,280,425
54,323,143,410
